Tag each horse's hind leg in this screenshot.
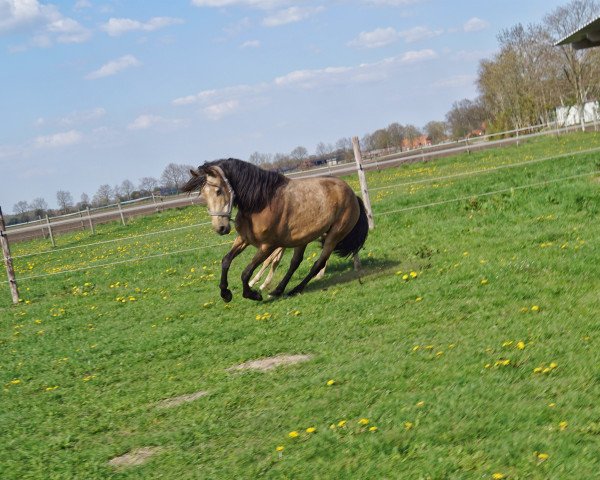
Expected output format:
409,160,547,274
270,245,306,297
288,242,336,297
261,247,284,290
249,248,284,289
241,246,277,301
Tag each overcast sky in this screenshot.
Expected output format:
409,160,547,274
0,0,569,210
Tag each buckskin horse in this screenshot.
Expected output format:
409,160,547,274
182,158,368,302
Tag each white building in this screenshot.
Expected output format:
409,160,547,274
556,101,599,127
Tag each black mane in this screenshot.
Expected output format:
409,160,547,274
182,158,289,214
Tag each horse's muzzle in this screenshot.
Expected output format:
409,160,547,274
217,225,231,235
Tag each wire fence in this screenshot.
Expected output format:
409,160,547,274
3,144,597,288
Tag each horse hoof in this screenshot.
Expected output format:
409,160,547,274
221,289,233,303
287,287,304,297
243,290,263,301
269,289,283,298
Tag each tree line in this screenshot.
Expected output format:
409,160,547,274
9,0,597,225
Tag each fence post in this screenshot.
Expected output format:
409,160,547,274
0,207,20,305
351,136,375,230
79,211,85,230
117,201,126,226
516,128,520,147
45,214,55,247
466,137,471,154
86,207,95,235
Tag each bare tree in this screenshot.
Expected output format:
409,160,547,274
161,163,194,192
314,142,333,158
13,201,29,216
30,197,48,217
289,146,308,162
424,121,448,144
121,179,135,200
56,190,74,214
248,152,273,166
93,184,112,207
446,98,488,139
80,193,91,209
139,177,158,194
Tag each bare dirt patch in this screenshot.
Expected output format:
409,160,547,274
108,447,162,468
228,354,312,372
156,390,208,409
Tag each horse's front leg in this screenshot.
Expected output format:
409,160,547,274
220,236,248,303
241,246,277,301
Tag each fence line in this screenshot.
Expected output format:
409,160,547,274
368,145,600,193
4,168,596,286
12,220,213,260
374,170,598,218
5,241,232,283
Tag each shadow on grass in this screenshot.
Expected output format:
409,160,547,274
262,257,401,302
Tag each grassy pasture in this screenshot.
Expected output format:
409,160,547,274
1,132,600,479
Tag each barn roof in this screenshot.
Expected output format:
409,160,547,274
555,15,600,49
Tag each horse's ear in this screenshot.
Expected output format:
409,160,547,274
190,169,199,178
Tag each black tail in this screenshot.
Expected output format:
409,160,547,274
333,196,369,258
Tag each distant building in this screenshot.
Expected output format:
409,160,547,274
556,15,600,50
556,101,599,127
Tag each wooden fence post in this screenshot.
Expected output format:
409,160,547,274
117,201,126,226
86,207,95,235
0,207,20,305
351,136,375,230
45,214,55,247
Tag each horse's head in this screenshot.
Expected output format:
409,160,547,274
186,165,235,235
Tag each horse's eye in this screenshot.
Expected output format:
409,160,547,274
215,188,222,196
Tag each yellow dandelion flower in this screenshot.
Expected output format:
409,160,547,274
537,452,549,461
416,401,425,407
358,418,369,425
404,421,414,430
415,297,423,302
542,367,552,374
492,473,505,480
480,278,489,285
548,403,556,408
329,424,336,430
326,379,335,386
410,271,418,278
516,341,526,350
10,379,21,385
412,345,420,352
533,367,543,374
288,431,299,438
502,341,513,347
531,305,540,312
369,426,378,432
306,427,316,434
559,421,568,431
276,446,284,452
45,386,59,391
337,420,347,428
402,274,409,281
549,362,558,369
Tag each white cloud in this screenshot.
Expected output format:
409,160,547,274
348,27,399,48
74,0,91,9
191,0,291,8
173,49,437,119
241,39,261,48
262,6,324,27
464,17,490,33
364,0,425,4
398,25,443,43
0,0,91,45
203,100,240,120
86,55,141,80
128,114,186,130
101,16,184,36
36,107,106,127
34,130,83,148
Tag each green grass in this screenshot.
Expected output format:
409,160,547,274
1,131,600,479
